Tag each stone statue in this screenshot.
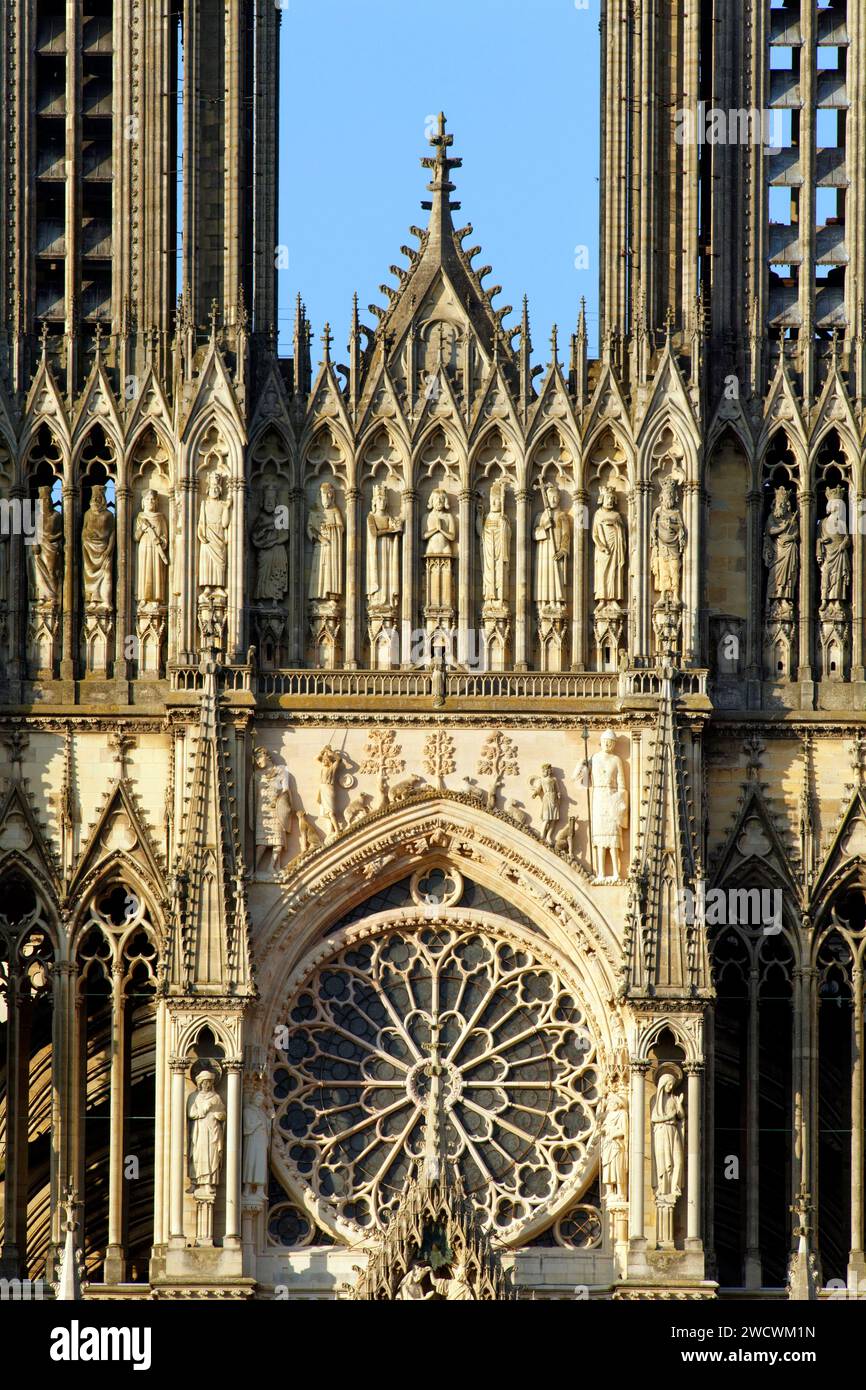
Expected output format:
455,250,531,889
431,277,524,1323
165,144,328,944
81,484,115,606
187,1070,226,1190
650,477,686,603
366,483,403,607
249,746,293,871
251,480,289,603
242,1089,273,1197
396,1262,434,1300
307,481,344,601
577,729,628,880
423,487,457,610
817,486,851,605
197,473,232,589
651,1073,684,1204
133,489,168,604
601,1090,628,1202
592,485,626,602
532,482,570,605
479,482,511,604
28,485,63,602
429,1259,473,1301
763,486,799,602
530,763,560,845
316,743,348,836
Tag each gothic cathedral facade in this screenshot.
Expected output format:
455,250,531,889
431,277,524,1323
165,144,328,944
0,0,864,1301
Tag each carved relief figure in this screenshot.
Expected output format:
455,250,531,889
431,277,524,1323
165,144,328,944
242,1089,273,1197
817,486,851,605
307,481,344,601
197,473,232,589
650,477,686,603
423,487,457,610
763,486,799,602
651,1074,684,1204
249,746,293,871
134,489,168,604
188,1071,226,1190
28,485,63,602
429,1259,473,1301
251,481,289,603
601,1090,628,1202
530,763,560,845
366,484,403,607
592,486,626,602
532,482,570,605
479,482,511,604
316,744,348,836
82,484,115,605
579,729,628,880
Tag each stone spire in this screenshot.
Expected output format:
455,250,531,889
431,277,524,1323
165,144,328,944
420,111,462,251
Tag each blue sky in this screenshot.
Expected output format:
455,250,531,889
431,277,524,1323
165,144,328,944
276,0,601,369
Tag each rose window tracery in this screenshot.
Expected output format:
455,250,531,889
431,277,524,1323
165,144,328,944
270,916,601,1242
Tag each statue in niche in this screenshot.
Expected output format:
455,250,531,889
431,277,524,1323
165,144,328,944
249,746,293,872
763,486,799,602
28,485,63,602
366,483,403,607
251,480,289,603
532,482,570,605
134,489,168,604
242,1088,273,1198
197,472,232,589
530,763,561,845
650,477,686,604
307,481,344,601
592,485,626,602
576,729,628,880
429,1260,473,1301
817,485,851,606
423,488,457,610
81,484,115,606
188,1070,226,1190
651,1073,685,1206
479,481,511,605
601,1090,628,1202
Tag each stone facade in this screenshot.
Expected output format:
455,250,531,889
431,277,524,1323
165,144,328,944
0,1,865,1302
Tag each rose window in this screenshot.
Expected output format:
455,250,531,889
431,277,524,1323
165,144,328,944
270,918,600,1242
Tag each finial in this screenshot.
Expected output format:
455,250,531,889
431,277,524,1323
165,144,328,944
209,298,220,340
664,306,674,344
93,319,103,361
39,319,50,357
321,321,332,361
550,323,559,362
420,110,462,222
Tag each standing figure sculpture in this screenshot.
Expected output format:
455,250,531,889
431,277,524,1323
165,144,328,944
423,487,457,612
650,477,686,604
316,743,348,836
530,763,561,845
532,482,570,605
134,489,169,604
188,1070,226,1190
816,485,851,605
307,481,344,601
578,730,628,880
82,484,115,606
651,1073,685,1247
197,473,232,589
592,486,626,603
479,482,511,604
251,481,289,603
28,485,64,603
242,1089,273,1198
366,484,403,608
763,486,799,601
249,746,293,872
601,1091,628,1203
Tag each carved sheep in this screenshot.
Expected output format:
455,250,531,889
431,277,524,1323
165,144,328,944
504,798,530,827
460,777,486,805
390,774,425,802
343,792,372,825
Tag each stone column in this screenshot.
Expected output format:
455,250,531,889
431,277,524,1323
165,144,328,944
853,491,864,680
0,956,24,1272
797,486,813,685
634,482,652,663
746,487,762,682
628,1061,648,1243
103,960,126,1282
168,1058,187,1243
51,960,76,1261
685,1063,703,1247
849,959,865,1285
114,484,130,678
400,489,417,665
514,489,529,669
457,489,471,664
572,488,587,668
224,1060,243,1248
683,479,701,663
344,486,359,668
229,474,246,661
182,475,197,663
60,482,76,678
289,486,303,664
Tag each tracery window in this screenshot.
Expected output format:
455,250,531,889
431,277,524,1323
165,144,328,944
271,918,600,1242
